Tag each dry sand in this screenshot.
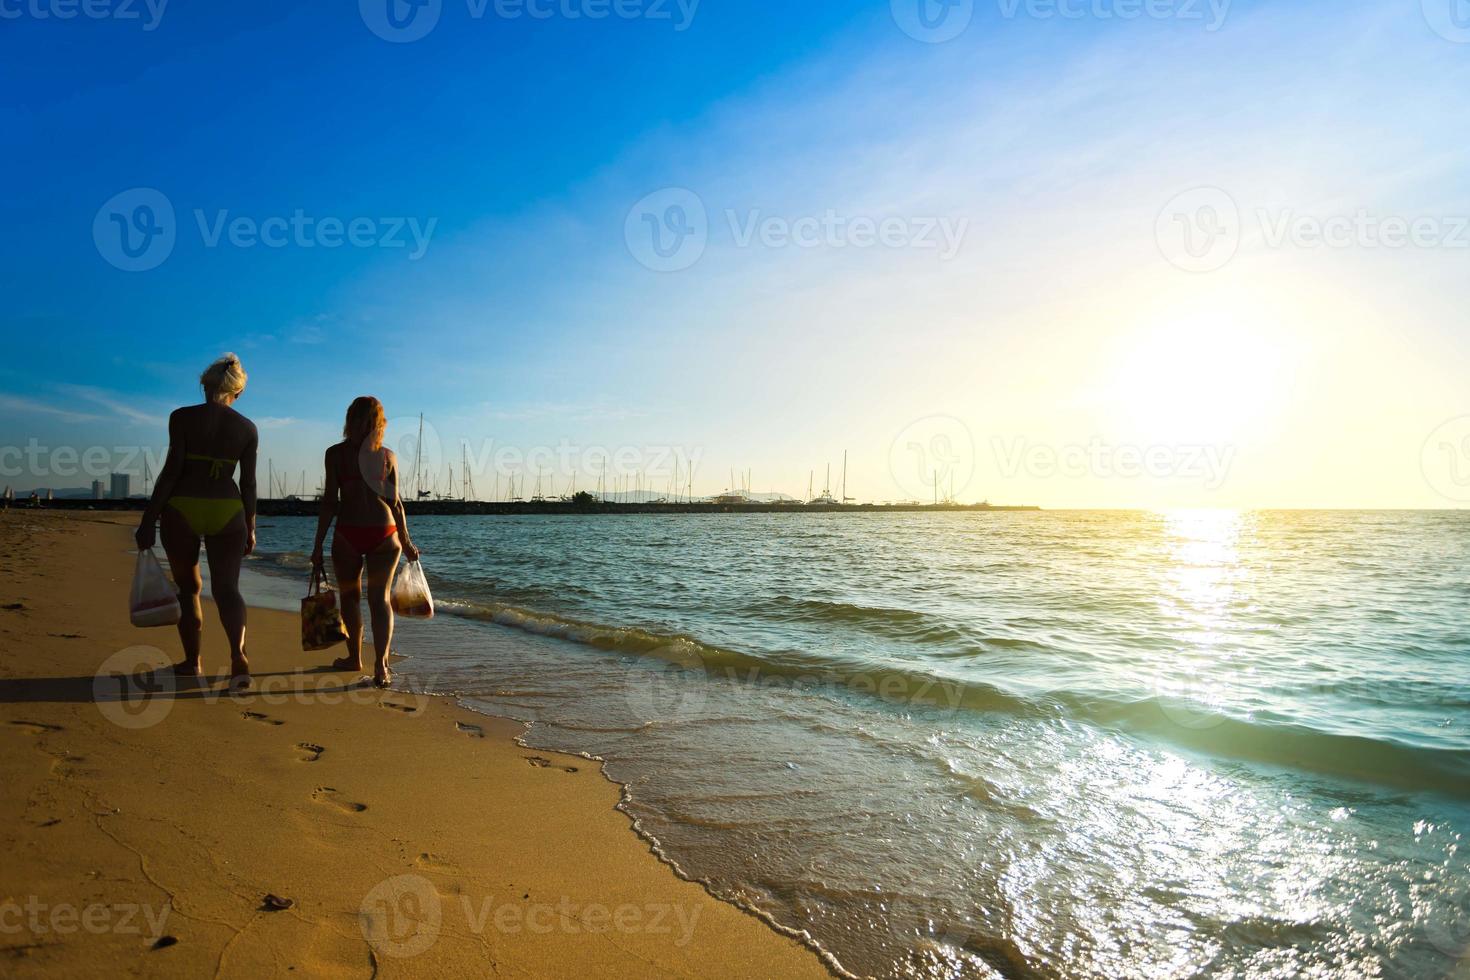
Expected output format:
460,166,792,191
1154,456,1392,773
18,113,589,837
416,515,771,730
0,510,834,978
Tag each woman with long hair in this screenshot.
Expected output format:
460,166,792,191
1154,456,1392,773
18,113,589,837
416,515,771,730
136,354,258,686
310,397,419,687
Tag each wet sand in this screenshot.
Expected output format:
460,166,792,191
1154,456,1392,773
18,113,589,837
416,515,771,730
0,510,833,978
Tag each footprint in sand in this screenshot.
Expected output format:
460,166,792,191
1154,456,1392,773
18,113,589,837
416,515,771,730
455,722,485,739
11,720,64,734
241,711,285,726
311,787,367,813
525,756,579,774
415,852,462,873
295,743,325,763
377,700,420,715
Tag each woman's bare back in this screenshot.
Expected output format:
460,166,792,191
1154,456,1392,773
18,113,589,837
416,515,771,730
328,442,398,526
171,403,258,499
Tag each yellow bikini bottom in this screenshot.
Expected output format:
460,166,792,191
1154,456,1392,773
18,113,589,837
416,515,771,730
168,497,245,537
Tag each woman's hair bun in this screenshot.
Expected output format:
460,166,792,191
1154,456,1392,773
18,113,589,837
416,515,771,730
201,353,248,400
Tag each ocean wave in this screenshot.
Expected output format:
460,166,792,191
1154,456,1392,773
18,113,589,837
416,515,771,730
761,595,967,644
249,549,315,571
249,547,1470,800
436,598,1469,800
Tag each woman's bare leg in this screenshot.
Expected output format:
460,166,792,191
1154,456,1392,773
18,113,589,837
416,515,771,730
159,509,202,675
364,538,403,686
204,517,250,681
331,534,366,672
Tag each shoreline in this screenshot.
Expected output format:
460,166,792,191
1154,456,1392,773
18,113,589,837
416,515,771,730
13,499,1044,517
0,511,835,978
230,560,859,978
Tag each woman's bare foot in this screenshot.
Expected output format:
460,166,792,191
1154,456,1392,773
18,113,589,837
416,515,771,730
373,659,392,689
330,655,362,672
229,653,251,690
171,659,203,678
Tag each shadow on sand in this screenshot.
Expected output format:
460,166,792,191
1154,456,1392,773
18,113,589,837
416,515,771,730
0,664,380,709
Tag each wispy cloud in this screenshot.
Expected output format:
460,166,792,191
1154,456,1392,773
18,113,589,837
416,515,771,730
240,314,340,350
0,394,102,424
55,385,165,427
287,318,332,345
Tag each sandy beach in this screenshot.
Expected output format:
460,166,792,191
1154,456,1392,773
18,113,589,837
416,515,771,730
0,510,833,978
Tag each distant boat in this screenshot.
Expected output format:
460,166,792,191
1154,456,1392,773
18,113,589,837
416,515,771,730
808,462,838,505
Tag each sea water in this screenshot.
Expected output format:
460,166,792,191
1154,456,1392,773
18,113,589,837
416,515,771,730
250,510,1470,978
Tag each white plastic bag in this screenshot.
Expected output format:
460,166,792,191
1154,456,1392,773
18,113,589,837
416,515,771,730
390,560,434,619
130,548,181,628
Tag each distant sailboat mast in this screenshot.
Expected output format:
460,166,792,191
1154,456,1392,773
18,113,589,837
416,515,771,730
412,415,424,499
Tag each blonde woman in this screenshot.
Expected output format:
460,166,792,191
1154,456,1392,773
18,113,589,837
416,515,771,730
136,354,258,686
310,397,419,688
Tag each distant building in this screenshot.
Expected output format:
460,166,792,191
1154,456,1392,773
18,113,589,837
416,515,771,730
92,480,105,500
110,473,131,500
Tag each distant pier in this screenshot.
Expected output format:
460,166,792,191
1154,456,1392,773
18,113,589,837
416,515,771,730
26,499,1041,517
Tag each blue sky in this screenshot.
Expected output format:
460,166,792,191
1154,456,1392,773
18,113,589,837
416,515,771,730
4,0,1470,506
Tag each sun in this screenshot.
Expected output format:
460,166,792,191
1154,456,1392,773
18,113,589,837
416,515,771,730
1100,307,1293,446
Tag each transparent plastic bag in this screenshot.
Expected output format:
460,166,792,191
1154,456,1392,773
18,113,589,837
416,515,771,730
301,569,349,651
390,560,434,619
130,548,181,628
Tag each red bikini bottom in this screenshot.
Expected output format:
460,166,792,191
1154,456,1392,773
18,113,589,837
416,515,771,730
335,524,397,555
